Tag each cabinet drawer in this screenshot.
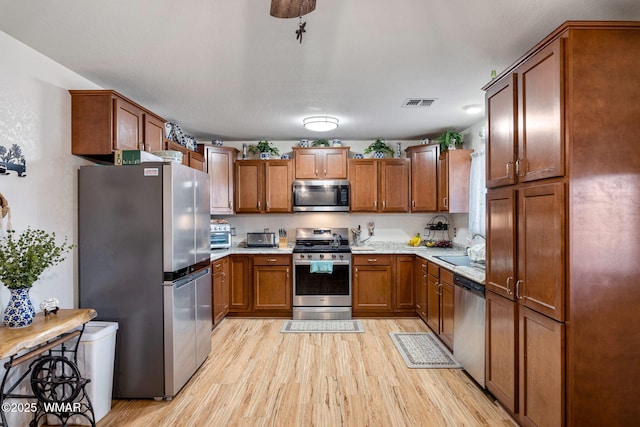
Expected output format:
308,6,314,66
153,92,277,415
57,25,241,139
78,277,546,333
353,255,393,266
211,258,226,273
253,255,291,266
427,261,440,277
440,268,454,285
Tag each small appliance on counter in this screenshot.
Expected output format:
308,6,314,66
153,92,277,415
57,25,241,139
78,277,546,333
210,221,232,249
246,232,276,248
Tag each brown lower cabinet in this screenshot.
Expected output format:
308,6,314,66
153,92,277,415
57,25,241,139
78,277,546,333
414,258,428,321
486,290,564,427
211,256,229,326
352,254,416,316
253,255,291,311
424,262,454,350
228,254,292,316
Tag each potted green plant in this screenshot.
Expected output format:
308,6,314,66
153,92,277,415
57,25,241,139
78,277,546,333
0,228,74,327
364,139,394,158
311,139,330,147
435,130,464,152
248,140,279,159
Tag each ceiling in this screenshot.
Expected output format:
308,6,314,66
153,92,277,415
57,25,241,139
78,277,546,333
1,1,639,142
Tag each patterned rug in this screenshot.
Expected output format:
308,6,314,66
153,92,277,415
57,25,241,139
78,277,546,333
280,319,365,333
389,332,462,369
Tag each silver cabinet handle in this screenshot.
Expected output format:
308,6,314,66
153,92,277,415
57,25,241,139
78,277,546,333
286,268,289,279
382,200,386,209
214,263,222,269
506,162,512,179
324,169,327,176
267,258,277,262
506,276,514,295
411,200,415,208
443,197,448,208
374,200,378,209
367,258,377,263
266,200,270,210
257,200,261,210
515,280,524,300
315,169,318,176
355,267,358,278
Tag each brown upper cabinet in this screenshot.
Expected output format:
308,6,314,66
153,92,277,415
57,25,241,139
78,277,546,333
438,149,473,213
404,144,439,212
348,158,409,213
485,39,564,189
70,90,166,159
293,147,348,179
235,159,294,213
202,145,239,214
166,140,205,171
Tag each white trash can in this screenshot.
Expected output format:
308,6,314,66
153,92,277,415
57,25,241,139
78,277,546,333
45,321,118,425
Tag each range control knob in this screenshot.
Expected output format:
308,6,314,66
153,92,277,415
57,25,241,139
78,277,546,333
299,254,305,259
332,254,337,259
307,254,313,259
320,254,324,259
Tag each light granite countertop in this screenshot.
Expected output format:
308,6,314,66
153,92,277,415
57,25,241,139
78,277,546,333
210,241,485,284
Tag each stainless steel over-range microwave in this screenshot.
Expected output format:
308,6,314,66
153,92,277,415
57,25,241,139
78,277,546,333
292,179,350,212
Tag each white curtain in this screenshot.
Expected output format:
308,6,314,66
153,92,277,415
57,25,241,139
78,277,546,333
468,151,486,237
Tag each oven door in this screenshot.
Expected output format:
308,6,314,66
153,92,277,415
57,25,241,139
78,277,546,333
210,231,231,249
293,258,352,306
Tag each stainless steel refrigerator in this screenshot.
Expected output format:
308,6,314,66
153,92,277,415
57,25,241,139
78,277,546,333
78,162,211,400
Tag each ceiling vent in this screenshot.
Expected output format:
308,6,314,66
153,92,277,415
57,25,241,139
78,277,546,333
401,98,436,108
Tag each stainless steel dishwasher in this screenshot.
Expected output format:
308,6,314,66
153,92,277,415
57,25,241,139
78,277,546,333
453,274,486,387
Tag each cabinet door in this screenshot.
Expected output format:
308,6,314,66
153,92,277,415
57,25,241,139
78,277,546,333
323,148,348,179
235,161,264,213
439,270,455,350
438,153,448,211
254,265,291,310
408,145,438,212
486,291,518,415
349,159,378,212
426,271,440,333
114,97,143,151
486,73,518,188
518,182,565,321
212,272,224,326
380,159,409,212
519,307,564,427
143,114,165,152
415,259,428,321
221,257,230,316
229,255,251,312
353,263,393,312
517,39,564,183
486,188,517,299
265,160,293,213
444,150,472,213
207,147,236,214
395,255,415,311
294,149,321,179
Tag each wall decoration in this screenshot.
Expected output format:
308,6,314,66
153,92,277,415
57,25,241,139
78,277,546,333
0,143,26,177
0,192,12,233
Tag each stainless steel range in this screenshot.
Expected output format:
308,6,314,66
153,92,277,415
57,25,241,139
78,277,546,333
292,227,352,320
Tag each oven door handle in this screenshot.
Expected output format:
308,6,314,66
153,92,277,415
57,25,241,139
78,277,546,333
294,259,351,266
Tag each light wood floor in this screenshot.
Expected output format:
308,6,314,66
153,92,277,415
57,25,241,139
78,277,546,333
97,318,515,427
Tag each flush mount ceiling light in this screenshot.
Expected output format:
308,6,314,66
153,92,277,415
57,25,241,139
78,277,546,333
303,116,339,132
463,104,483,114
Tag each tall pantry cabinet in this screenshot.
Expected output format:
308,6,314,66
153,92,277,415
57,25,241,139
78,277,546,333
483,21,640,427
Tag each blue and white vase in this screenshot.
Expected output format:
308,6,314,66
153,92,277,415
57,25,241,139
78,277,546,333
3,288,36,328
374,151,385,159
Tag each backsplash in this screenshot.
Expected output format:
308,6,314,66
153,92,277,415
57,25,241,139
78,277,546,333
215,212,470,247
